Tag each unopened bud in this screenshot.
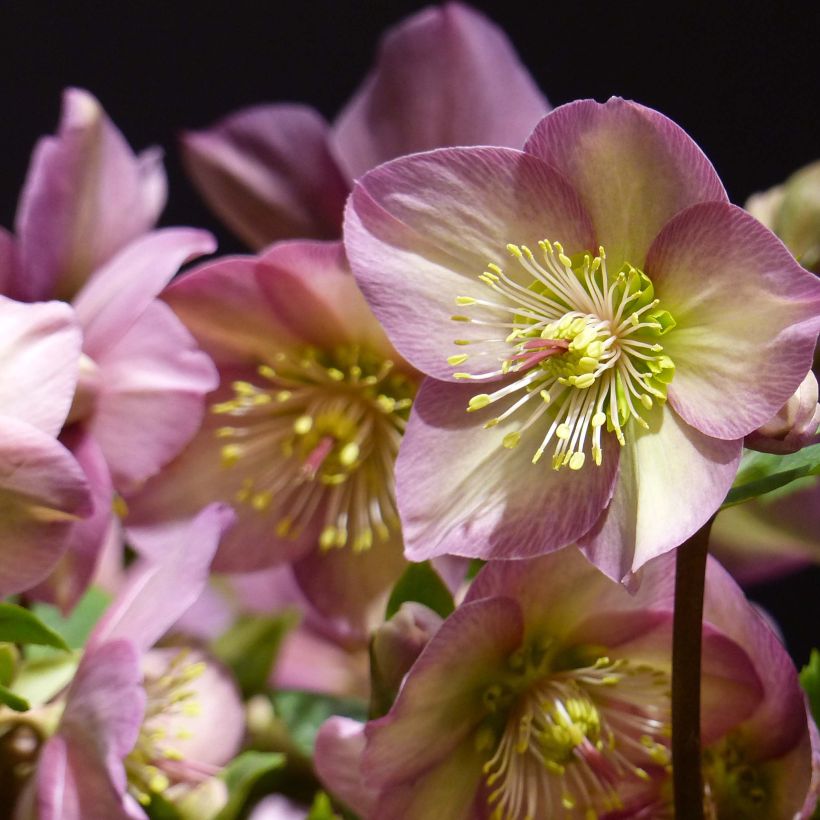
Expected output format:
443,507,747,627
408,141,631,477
746,371,820,454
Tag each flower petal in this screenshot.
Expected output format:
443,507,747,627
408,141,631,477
0,295,81,436
314,717,375,817
0,420,92,596
579,405,741,580
346,147,595,380
524,97,727,269
332,3,548,180
73,228,216,359
363,596,523,786
15,88,166,301
90,299,217,492
396,378,618,561
646,202,820,438
90,503,234,652
181,104,349,247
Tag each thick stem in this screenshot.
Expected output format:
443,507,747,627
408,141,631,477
672,517,713,819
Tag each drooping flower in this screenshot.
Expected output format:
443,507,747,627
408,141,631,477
0,296,91,596
18,504,242,820
345,97,820,579
315,547,776,819
0,88,218,610
180,2,549,248
125,240,416,627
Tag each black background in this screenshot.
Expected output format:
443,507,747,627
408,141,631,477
3,1,818,664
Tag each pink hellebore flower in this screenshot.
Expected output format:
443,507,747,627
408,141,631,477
180,2,549,248
125,241,415,627
27,504,243,820
0,296,91,595
315,548,816,819
0,88,218,609
345,97,820,580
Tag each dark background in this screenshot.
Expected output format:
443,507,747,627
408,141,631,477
3,1,818,664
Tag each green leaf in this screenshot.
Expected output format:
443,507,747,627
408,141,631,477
307,792,342,820
0,602,69,650
385,561,454,620
722,444,820,508
0,643,18,685
211,613,296,698
800,649,820,726
274,691,367,757
144,792,183,820
214,751,286,820
0,681,30,712
28,585,111,652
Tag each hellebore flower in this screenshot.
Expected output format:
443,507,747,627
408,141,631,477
0,296,91,596
180,2,548,247
125,240,416,626
25,504,242,820
316,548,771,819
0,88,218,609
345,97,820,579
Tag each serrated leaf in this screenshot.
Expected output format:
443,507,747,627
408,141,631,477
215,751,286,820
0,681,30,712
211,613,295,698
0,602,69,650
722,444,820,508
385,561,454,620
800,649,820,725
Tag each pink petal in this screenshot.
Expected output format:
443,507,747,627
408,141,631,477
90,503,234,653
27,429,115,613
0,296,81,436
163,254,298,366
363,597,523,786
257,240,405,364
15,88,166,302
646,202,820,439
580,405,742,581
0,227,18,294
346,147,595,380
73,228,216,359
524,97,727,270
181,104,349,247
314,717,375,817
396,378,618,561
332,3,548,180
90,299,217,492
0,420,92,596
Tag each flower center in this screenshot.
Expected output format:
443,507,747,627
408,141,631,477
475,639,671,819
450,241,675,469
702,735,770,819
125,650,208,806
211,344,414,551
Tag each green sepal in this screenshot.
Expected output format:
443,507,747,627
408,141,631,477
0,602,70,651
385,561,454,620
0,643,19,686
800,649,820,727
143,792,183,820
214,751,287,820
0,681,30,712
307,792,342,820
722,444,820,508
646,308,676,335
211,612,296,699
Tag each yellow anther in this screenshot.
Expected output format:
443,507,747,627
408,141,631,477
276,517,293,537
540,389,551,403
327,367,345,381
558,252,573,268
484,418,500,428
455,296,477,305
258,364,276,379
448,353,469,366
468,394,492,411
450,314,470,322
640,394,653,409
276,390,292,402
502,431,521,449
251,491,272,511
293,415,313,434
112,494,129,518
591,412,606,427
220,444,242,467
506,244,523,257
556,424,571,440
339,442,360,466
319,525,337,550
216,426,236,438
572,373,596,389
569,452,586,470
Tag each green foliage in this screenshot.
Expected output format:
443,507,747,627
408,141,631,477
0,681,29,712
28,585,111,652
212,613,296,698
385,561,454,620
0,602,70,651
800,649,820,727
307,791,342,820
214,751,286,820
722,444,820,507
274,691,367,757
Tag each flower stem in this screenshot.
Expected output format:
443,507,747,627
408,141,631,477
672,517,713,819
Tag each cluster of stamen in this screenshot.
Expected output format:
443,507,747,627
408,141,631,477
475,638,671,819
702,735,769,818
125,650,207,806
212,344,414,552
450,241,675,469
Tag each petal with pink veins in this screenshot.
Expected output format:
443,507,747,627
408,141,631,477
315,716,375,817
646,202,820,439
332,2,549,180
345,147,595,380
15,88,166,302
524,97,727,270
181,104,349,247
